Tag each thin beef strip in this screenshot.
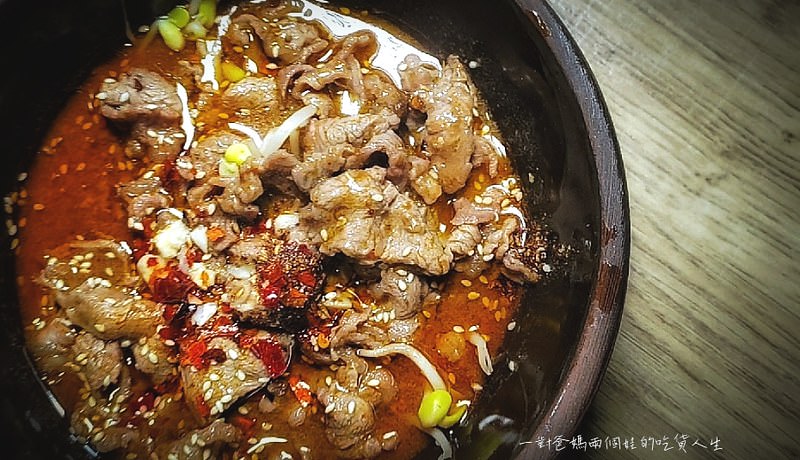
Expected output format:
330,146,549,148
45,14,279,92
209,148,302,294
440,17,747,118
180,335,291,422
299,167,454,275
157,419,240,460
292,111,402,190
368,266,430,320
27,314,76,373
118,172,173,229
280,30,375,101
132,335,178,385
230,15,328,65
71,331,123,392
55,281,162,340
99,68,185,163
316,351,398,459
415,55,477,197
40,239,138,292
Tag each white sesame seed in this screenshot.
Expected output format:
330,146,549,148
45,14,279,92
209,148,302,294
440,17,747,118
397,280,407,291
236,370,246,381
366,379,380,387
507,321,517,331
382,431,397,440
401,247,412,257
148,352,159,364
324,403,335,414
347,400,356,414
220,394,233,404
453,325,465,333
227,349,239,360
371,193,384,202
320,229,329,241
209,373,220,382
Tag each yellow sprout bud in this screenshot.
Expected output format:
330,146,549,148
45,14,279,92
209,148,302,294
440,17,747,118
221,62,246,83
418,389,452,428
224,143,252,165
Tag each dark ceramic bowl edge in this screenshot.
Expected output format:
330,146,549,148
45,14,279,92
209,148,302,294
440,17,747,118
511,1,630,458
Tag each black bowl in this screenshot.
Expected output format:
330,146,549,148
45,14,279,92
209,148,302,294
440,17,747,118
0,0,628,458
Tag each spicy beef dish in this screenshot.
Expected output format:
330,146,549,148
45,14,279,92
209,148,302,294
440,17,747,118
16,1,562,459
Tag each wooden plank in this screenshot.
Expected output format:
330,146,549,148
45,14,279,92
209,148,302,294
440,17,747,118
545,0,800,458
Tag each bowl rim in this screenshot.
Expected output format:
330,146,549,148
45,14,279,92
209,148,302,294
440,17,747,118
511,1,630,458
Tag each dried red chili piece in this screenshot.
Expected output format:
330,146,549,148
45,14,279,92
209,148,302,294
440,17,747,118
151,264,194,303
250,338,290,378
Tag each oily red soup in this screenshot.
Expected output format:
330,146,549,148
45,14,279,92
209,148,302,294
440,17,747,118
16,1,556,459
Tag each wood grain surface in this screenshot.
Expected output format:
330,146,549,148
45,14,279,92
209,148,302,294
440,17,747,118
544,0,800,458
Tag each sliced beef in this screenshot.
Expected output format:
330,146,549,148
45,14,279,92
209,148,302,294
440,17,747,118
292,111,401,190
328,309,388,353
71,405,139,453
316,352,397,459
482,216,519,260
70,367,136,453
125,123,185,163
472,135,501,178
280,31,375,101
206,168,264,219
300,167,453,275
418,56,477,196
355,367,397,407
447,223,482,259
99,69,182,123
398,54,439,92
221,76,280,113
40,239,138,292
182,129,300,219
360,130,412,187
300,91,335,118
178,131,245,182
321,392,379,455
227,234,324,331
363,72,407,118
231,15,328,65
133,335,178,385
118,172,173,228
158,419,240,460
26,315,76,373
451,197,498,226
368,267,430,320
71,332,123,392
501,220,559,283
55,280,161,340
181,335,289,422
408,156,442,205
41,239,160,340
99,68,185,163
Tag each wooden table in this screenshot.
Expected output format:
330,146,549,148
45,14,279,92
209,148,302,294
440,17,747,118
545,1,800,458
